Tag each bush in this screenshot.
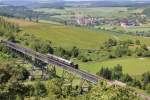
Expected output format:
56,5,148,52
112,64,123,80
135,48,144,56
8,34,16,42
98,67,112,80
70,46,79,57
35,81,47,97
108,53,116,59
121,74,133,84
132,79,142,89
0,63,31,99
135,40,141,45
104,38,117,48
141,72,150,88
146,83,150,94
31,40,53,54
78,55,92,62
98,64,123,80
55,47,71,60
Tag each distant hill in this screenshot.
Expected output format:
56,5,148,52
66,0,150,7
1,0,150,8
143,7,150,17
0,0,36,7
0,0,65,8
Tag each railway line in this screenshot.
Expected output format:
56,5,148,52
1,40,100,83
1,40,150,99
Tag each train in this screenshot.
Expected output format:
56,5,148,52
47,54,79,69
1,40,79,69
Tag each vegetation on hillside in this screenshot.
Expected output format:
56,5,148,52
0,63,142,99
0,4,150,98
0,17,19,34
97,64,150,94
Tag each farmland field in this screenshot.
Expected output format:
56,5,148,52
126,25,150,32
34,7,144,18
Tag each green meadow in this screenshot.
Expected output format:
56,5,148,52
76,57,150,76
22,23,115,49
6,18,150,77
22,23,150,49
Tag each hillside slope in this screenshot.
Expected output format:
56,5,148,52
6,18,150,49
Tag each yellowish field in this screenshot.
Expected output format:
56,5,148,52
5,17,37,27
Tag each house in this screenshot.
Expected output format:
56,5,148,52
120,19,140,28
75,17,102,26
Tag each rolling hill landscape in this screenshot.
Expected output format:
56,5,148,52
0,0,150,100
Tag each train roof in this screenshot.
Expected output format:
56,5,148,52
47,54,72,64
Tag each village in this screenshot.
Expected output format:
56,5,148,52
66,13,147,29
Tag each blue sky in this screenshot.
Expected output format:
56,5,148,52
1,0,148,1
65,0,141,1
65,0,145,1
52,0,147,1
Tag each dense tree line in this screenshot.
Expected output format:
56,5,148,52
97,65,150,94
97,64,123,80
103,38,150,58
77,38,150,63
0,5,65,23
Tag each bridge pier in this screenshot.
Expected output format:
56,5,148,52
79,78,92,93
8,47,17,58
48,64,56,79
41,65,49,80
2,41,100,84
60,70,76,84
28,64,35,81
61,69,66,81
79,78,86,87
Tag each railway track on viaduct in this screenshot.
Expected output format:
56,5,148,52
1,40,150,99
1,40,100,84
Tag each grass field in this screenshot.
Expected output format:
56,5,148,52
4,15,149,50
76,57,150,76
22,23,116,49
4,18,150,77
23,23,150,49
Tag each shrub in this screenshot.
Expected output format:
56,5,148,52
35,81,47,97
146,83,150,94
